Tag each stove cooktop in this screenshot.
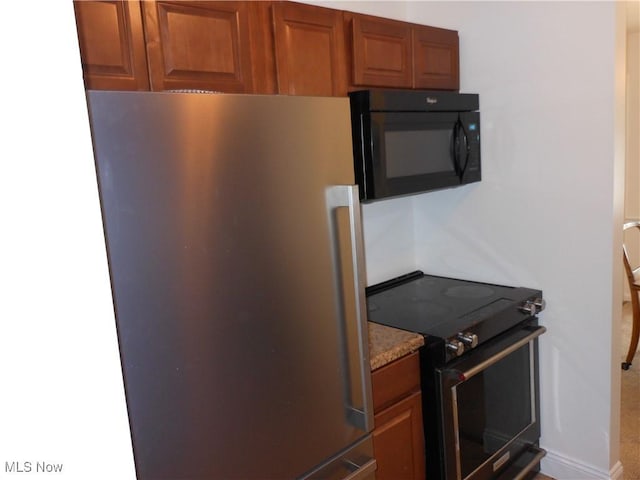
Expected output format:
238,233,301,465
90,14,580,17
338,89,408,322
366,271,543,347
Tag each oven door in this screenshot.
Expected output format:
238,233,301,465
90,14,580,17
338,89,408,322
437,324,546,480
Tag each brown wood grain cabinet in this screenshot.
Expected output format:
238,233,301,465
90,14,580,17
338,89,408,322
413,24,459,90
348,13,413,89
371,351,426,480
74,1,459,94
348,12,459,91
73,0,150,91
272,2,348,96
141,1,260,93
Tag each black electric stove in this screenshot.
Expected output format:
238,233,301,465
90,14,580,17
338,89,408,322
367,271,547,480
366,270,545,364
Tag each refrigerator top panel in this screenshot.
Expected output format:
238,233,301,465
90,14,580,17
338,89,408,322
86,91,370,480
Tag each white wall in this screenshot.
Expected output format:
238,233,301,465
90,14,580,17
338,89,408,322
361,196,417,284
315,1,626,479
407,4,625,478
0,3,136,479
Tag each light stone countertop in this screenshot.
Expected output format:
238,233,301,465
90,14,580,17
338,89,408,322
368,322,424,371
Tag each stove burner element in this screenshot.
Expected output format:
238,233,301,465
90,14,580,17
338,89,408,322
368,298,450,318
407,299,450,316
443,285,495,298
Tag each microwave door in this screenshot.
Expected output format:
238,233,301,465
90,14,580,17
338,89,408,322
370,112,461,198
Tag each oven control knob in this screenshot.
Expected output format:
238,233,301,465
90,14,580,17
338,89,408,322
445,339,465,357
520,297,546,315
534,297,546,311
519,301,537,315
457,332,479,349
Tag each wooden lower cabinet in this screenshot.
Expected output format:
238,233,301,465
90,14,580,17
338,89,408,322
373,391,425,480
371,352,426,480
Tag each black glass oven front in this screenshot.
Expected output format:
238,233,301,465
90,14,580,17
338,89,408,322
435,324,545,480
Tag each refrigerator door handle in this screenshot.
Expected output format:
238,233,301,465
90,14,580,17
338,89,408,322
326,185,374,433
343,458,377,480
301,435,376,480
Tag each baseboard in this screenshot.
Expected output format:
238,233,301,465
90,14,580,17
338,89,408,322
610,461,624,480
541,450,623,480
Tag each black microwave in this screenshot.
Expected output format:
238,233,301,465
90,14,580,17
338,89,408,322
349,89,481,201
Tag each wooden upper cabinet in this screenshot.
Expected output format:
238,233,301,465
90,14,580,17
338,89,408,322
349,13,413,89
73,1,459,94
272,2,348,97
141,1,258,92
73,1,150,91
413,24,459,90
348,12,460,91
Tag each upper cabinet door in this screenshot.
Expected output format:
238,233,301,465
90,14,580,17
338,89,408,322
272,2,348,96
73,1,460,94
349,14,412,89
412,25,459,91
73,1,150,91
142,1,255,92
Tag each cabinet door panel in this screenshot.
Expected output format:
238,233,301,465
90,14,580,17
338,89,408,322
372,351,421,412
350,14,412,88
413,25,459,90
273,2,347,96
373,391,426,480
143,1,254,92
73,0,149,90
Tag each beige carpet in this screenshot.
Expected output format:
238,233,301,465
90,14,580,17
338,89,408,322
621,302,640,480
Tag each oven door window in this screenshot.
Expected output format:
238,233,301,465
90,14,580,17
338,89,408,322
439,326,544,480
370,112,461,197
456,345,534,478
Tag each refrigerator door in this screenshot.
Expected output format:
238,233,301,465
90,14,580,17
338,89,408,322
87,91,375,480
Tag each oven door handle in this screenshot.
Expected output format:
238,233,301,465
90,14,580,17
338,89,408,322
511,446,547,480
453,326,546,381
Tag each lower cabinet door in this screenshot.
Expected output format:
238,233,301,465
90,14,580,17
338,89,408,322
373,390,426,480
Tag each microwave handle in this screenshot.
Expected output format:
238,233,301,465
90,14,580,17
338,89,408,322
460,121,470,179
454,118,471,181
452,120,461,177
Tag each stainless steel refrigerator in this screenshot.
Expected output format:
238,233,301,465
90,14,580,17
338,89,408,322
86,91,375,480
